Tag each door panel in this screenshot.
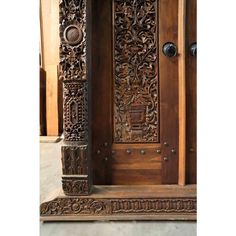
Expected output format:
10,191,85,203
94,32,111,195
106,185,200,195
92,0,179,185
186,0,197,184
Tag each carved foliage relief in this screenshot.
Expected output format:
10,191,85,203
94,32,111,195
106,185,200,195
59,0,88,142
59,0,86,82
41,198,196,216
62,177,90,196
113,0,159,143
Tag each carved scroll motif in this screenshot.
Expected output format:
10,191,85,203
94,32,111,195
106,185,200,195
41,197,196,216
59,0,86,82
62,177,90,196
113,0,159,143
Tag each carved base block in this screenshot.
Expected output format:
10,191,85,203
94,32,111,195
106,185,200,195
62,175,91,196
40,185,196,221
61,145,92,196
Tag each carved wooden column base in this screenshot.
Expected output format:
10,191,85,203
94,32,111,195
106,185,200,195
61,145,92,196
40,185,196,221
62,175,91,196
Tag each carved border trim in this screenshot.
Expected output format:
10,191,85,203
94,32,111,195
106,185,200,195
41,197,196,216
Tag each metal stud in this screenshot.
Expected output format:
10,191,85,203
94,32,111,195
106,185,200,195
171,148,176,154
97,150,101,154
111,150,115,155
163,156,168,161
140,150,146,155
104,142,108,147
164,142,168,146
104,157,108,161
126,149,131,154
156,149,161,154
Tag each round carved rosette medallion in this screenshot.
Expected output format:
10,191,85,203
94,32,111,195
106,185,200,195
63,25,83,46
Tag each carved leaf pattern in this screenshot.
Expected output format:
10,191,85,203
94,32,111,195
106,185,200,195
62,178,89,196
114,0,159,143
59,0,88,142
59,0,86,82
40,197,196,216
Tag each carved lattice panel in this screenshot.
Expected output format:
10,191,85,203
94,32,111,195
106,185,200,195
113,0,159,143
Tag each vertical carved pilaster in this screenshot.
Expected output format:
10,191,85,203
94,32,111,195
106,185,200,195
59,0,91,195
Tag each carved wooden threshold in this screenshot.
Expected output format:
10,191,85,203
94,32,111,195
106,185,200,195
40,185,196,221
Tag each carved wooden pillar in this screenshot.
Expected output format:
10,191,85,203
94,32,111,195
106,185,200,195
59,0,92,195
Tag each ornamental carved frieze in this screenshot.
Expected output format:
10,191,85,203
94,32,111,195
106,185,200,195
41,197,196,216
62,176,90,196
113,0,159,143
61,145,88,175
41,198,110,216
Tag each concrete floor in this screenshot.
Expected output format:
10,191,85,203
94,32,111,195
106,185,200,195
40,140,196,236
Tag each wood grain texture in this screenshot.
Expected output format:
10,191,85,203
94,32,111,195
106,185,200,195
178,0,187,185
186,0,197,184
40,0,59,136
159,0,179,184
91,0,113,185
40,68,47,136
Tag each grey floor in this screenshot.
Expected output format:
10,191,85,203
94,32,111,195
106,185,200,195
40,140,196,236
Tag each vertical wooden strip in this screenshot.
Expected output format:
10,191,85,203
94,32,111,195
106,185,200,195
40,0,59,136
91,0,113,184
160,0,179,184
178,0,187,185
186,0,197,184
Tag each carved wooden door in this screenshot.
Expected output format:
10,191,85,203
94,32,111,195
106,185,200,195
91,0,179,185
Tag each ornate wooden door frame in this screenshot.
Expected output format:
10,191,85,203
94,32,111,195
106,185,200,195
40,0,196,221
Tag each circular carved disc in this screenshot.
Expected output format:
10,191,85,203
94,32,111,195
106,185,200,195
64,25,83,46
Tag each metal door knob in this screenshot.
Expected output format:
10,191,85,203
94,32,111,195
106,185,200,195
162,42,177,57
189,43,197,57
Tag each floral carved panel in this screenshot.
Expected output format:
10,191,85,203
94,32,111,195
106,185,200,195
59,0,88,142
113,0,159,143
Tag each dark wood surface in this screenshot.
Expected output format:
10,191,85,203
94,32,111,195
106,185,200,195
186,0,197,184
40,67,47,136
159,0,179,184
91,0,180,185
91,0,113,185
